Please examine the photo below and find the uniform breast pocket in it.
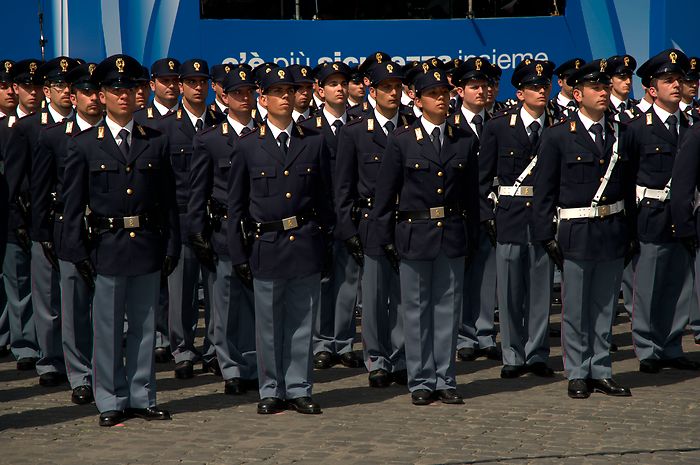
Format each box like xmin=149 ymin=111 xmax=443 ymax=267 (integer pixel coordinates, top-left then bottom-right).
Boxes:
xmin=136 ymin=158 xmax=161 ymax=194
xmin=296 ymin=163 xmax=318 ymax=190
xmin=405 ymin=158 xmax=429 ymax=178
xmin=498 ymin=147 xmax=518 ymax=174
xmin=642 ymin=143 xmax=673 ymax=172
xmin=89 ymin=159 xmax=119 ymax=193
xmin=564 ymin=152 xmax=595 ymax=183
xmin=170 ymin=147 xmax=192 ymax=172
xmin=217 ymin=157 xmax=232 ymax=174
xmin=362 ymin=153 xmax=382 ymax=180
xmin=251 ymin=166 xmax=276 ymax=197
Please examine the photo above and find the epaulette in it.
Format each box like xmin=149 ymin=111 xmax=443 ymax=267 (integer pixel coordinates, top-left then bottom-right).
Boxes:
xmin=239 ymin=126 xmax=259 ymax=139
xmin=549 ymin=117 xmax=568 ymax=128
xmin=72 ymin=126 xmax=94 ymax=138
xmin=44 ymin=120 xmax=63 ymax=131
xmin=394 ymin=124 xmax=412 ymax=137
xmin=489 ymin=109 xmax=511 ymax=121
xmin=345 ymin=116 xmax=363 ymax=127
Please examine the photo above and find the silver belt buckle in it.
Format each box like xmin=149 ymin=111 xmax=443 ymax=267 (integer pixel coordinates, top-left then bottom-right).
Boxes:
xmin=430 ymin=206 xmax=445 ymax=219
xmin=598 ymin=205 xmax=610 ymax=217
xmin=282 ymin=216 xmax=299 ymax=230
xmin=123 ymin=215 xmax=140 ymax=229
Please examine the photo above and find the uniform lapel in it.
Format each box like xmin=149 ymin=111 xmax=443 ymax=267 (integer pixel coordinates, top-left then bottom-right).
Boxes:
xmin=260 ymin=123 xmax=286 ymax=166
xmin=572 ymin=114 xmax=601 ymax=156
xmin=126 ymin=124 xmax=150 ymax=164
xmin=440 ymin=123 xmax=459 ymax=164
xmin=371 ymin=118 xmax=388 ymax=149
xmin=98 ymin=126 xmax=127 ymax=164
xmin=604 ymin=117 xmax=616 ymax=155
xmin=284 ymin=125 xmax=308 ymax=168
xmin=650 ymin=110 xmax=678 ymax=146
xmin=416 ymin=121 xmax=442 ymax=166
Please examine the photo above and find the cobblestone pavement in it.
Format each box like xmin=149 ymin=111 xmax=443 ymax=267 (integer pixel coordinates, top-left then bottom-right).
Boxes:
xmin=2 ymin=308 xmax=700 ymax=465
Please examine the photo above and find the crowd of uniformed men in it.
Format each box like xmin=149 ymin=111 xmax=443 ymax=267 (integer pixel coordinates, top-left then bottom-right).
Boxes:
xmin=1 ymin=46 xmax=700 ymax=427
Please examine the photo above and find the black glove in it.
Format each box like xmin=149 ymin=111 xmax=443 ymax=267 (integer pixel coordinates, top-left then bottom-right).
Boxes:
xmin=483 ymin=219 xmax=497 ymax=248
xmin=542 ymin=239 xmax=564 ymax=271
xmin=234 ymin=262 xmax=253 ymax=290
xmin=189 ymin=233 xmax=217 ymax=273
xmin=161 ymin=255 xmax=178 ymax=285
xmin=75 ymin=259 xmax=95 ymax=290
xmin=624 ymin=239 xmax=640 ymax=266
xmin=345 ymin=235 xmax=364 ymax=267
xmin=15 ymin=227 xmax=31 ymax=253
xmin=40 ymin=241 xmax=60 ymax=272
xmin=681 ymin=236 xmax=699 ymax=258
xmin=383 ymin=244 xmax=400 ymax=274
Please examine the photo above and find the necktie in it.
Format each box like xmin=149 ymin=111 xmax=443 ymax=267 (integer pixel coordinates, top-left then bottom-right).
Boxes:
xmin=590 ymin=123 xmax=605 ymax=154
xmin=472 ymin=114 xmax=483 ymax=138
xmin=384 ymin=120 xmax=395 ymax=135
xmin=297 ymin=114 xmax=305 ymax=124
xmin=667 ymin=114 xmax=678 ymax=142
xmin=528 ymin=121 xmax=541 ymax=147
xmin=195 ymin=119 xmax=203 ymax=132
xmin=431 ymin=127 xmax=441 ymax=156
xmin=240 ymin=126 xmax=252 ymax=136
xmin=277 ymin=132 xmax=289 ymax=155
xmin=118 ymin=128 xmax=130 ymax=157
xmin=332 ymin=119 xmax=343 ymax=135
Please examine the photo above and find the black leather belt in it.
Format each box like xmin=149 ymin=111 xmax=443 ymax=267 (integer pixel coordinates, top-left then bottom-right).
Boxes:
xmin=253 ymin=211 xmax=316 ymax=234
xmin=397 ymin=205 xmax=463 ymax=221
xmin=89 ymin=212 xmax=160 ymax=231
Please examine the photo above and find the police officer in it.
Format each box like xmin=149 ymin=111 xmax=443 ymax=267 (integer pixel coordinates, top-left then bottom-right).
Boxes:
xmin=548 ymin=58 xmax=584 ymax=121
xmin=210 ymin=63 xmax=232 ymax=116
xmin=252 ymin=62 xmax=280 ymax=124
xmin=680 ymin=57 xmax=699 ymax=118
xmin=534 ymin=59 xmax=634 ymax=399
xmin=6 ymin=56 xmax=79 ymax=386
xmin=446 ymin=58 xmax=462 ymax=115
xmin=347 ymin=65 xmax=365 ymax=108
xmin=335 ymin=60 xmax=412 ymax=388
xmin=300 ymin=61 xmax=363 ymax=369
xmin=448 ymin=57 xmax=500 ymax=362
xmin=31 ymin=62 xmax=102 ymax=403
xmin=480 ymin=59 xmax=557 ymax=378
xmin=1 ymin=59 xmax=42 ymax=370
xmin=226 ymin=66 xmax=334 ymax=415
xmin=402 ymin=62 xmax=423 ymax=119
xmin=62 ymin=54 xmax=179 ymax=426
xmin=607 ymin=55 xmax=637 ymax=119
xmin=158 ymin=59 xmax=223 ymax=379
xmin=625 ymin=49 xmax=699 ymax=373
xmin=347 ymin=51 xmax=392 ymax=119
xmin=189 ymin=66 xmax=258 ymax=395
xmin=288 ymin=64 xmax=314 ymax=123
xmin=135 ymin=66 xmax=150 ymax=109
xmin=134 ymin=57 xmax=181 ymax=127
xmin=372 ymin=67 xmax=479 ymax=405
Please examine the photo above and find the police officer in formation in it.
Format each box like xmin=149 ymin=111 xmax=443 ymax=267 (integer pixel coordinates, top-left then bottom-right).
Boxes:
xmin=5 ymin=49 xmax=700 ymax=425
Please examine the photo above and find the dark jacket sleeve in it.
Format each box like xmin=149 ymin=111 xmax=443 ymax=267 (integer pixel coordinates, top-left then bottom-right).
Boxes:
xmin=61 ymin=137 xmax=89 ymax=263
xmin=465 ymin=135 xmax=480 ymax=246
xmin=371 ymin=133 xmax=403 ymax=247
xmin=30 ymin=129 xmax=56 ymax=242
xmin=226 ymin=145 xmax=249 ymax=265
xmin=618 ymin=123 xmax=638 ymax=240
xmin=4 ymin=123 xmax=29 ymax=225
xmin=159 ymin=136 xmax=181 ymax=257
xmin=532 ymin=127 xmax=560 ymax=242
xmin=333 ymin=125 xmax=359 ymax=240
xmin=478 ymin=120 xmax=498 ymax=222
xmin=671 ymin=126 xmax=700 ymax=238
xmin=188 ymin=132 xmax=214 ymax=237
xmin=317 ymin=136 xmax=336 ymax=234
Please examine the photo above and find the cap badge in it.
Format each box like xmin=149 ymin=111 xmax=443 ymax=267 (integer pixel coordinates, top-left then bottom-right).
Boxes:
xmin=4 ymin=62 xmax=11 ymax=73
xmin=434 ymin=71 xmax=441 ymax=81
xmin=224 ymin=65 xmax=231 ymax=73
xmin=670 ymin=52 xmax=678 ymax=64
xmin=88 ymin=63 xmax=96 ymax=75
xmin=265 ymin=67 xmax=272 ymax=74
xmin=376 ymin=53 xmax=383 ymax=64
xmin=301 ymin=67 xmax=308 ymax=76
xmin=600 ymin=59 xmax=607 ymax=73
xmin=575 ymin=59 xmax=581 ymax=69
xmin=475 ymin=59 xmax=482 ymax=71
xmin=193 ymin=62 xmax=201 ymax=71
xmin=624 ymin=56 xmax=630 ymax=67
xmin=332 ymin=63 xmax=339 ymax=71
xmin=278 ymin=69 xmax=285 ymax=79
xmin=431 ymin=58 xmax=438 ymax=67
xmin=116 ymin=58 xmax=125 ymax=73
xmin=524 ymin=59 xmax=531 ymax=66
xmin=239 ymin=70 xmax=246 ymax=79
xmin=536 ymin=63 xmax=543 ymax=76
xmin=387 ymin=64 xmax=394 ymax=73
xmin=692 ymin=58 xmax=697 ymax=70
xmin=60 ymin=59 xmax=68 ymax=72
xmin=29 ymin=62 xmax=37 ymax=74
xmin=168 ymin=60 xmax=175 ymax=70
xmin=422 ymin=63 xmax=429 ymax=73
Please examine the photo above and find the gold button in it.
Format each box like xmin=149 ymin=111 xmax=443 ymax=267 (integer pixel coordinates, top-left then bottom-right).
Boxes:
xmin=100 ymin=164 xmax=106 ymax=169
xmin=129 ymin=232 xmax=136 ymax=238
xmin=374 ymin=156 xmax=379 ymax=161
xmin=181 ymin=148 xmax=185 ymax=152
xmin=255 ymin=234 xmax=260 ymax=239
xmin=599 ymin=177 xmax=604 ymax=182
xmin=646 ymin=200 xmax=651 ymax=205
xmin=261 ymin=171 xmax=265 ymax=176
xmin=510 ymin=151 xmax=514 ymax=155
xmin=125 ymin=166 xmax=131 ymax=173
xmin=526 ymin=201 xmax=531 ymax=207
xmin=364 ymin=213 xmax=369 ymax=218
xmin=599 ymin=159 xmax=605 ymax=165
xmin=307 ymin=168 xmax=311 ymax=173
xmin=414 ymin=163 xmax=420 ymax=168
xmin=436 ymin=221 xmax=443 ymax=227
xmin=126 ymin=188 xmax=133 ymax=195
xmin=458 ymin=163 xmax=463 ymax=168
xmin=437 ymin=171 xmax=444 ymax=177
xmin=58 ymin=215 xmax=63 ymax=220
xmin=408 ymin=219 xmax=412 ymax=223
xmin=284 ymin=170 xmax=289 ymax=176
xmin=576 ymin=156 xmax=582 ymax=161
xmin=289 ymin=235 xmax=295 ymax=241
xmin=437 ymin=188 xmax=443 ymax=194
xmin=148 ymin=163 xmax=152 ymax=168
xmin=601 ymin=196 xmax=607 ymax=201
xmin=656 ymin=147 xmax=660 ymax=152
xmin=285 ymin=192 xmax=292 ymax=199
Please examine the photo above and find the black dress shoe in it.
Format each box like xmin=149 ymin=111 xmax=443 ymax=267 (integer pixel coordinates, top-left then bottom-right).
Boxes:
xmin=567 ymin=379 xmax=590 ymax=399
xmin=16 ymin=357 xmax=37 ymax=371
xmin=500 ymin=365 xmax=527 ymax=379
xmin=527 ymin=362 xmax=554 ymax=377
xmin=663 ymin=357 xmax=700 ymax=370
xmin=411 ymin=389 xmax=434 ymax=406
xmin=549 ymin=327 xmax=561 ymax=338
xmin=478 ymin=346 xmax=502 ymax=361
xmin=257 ymin=397 xmax=286 ymax=414
xmin=313 ymin=351 xmax=335 ymax=369
xmin=99 ymin=410 xmax=125 ymax=427
xmin=174 ymin=360 xmax=194 ymax=379
xmin=243 ymin=378 xmax=260 ymax=390
xmin=288 ymin=396 xmax=322 ymax=414
xmin=224 ymin=377 xmax=246 ymax=395
xmin=589 ymin=378 xmax=631 ymax=397
xmin=125 ymin=407 xmax=171 ymax=420
xmin=368 ymin=369 xmax=391 ymax=388
xmin=639 ymin=358 xmax=662 ymax=374
xmin=0 ymin=345 xmax=9 ymax=357
xmin=202 ymin=358 xmax=222 ymax=376
xmin=71 ymin=385 xmax=94 ymax=405
xmin=435 ymin=389 xmax=464 ymax=404
xmin=391 ymin=369 xmax=408 ymax=386
xmin=154 ymin=346 xmax=171 ymax=364
xmin=457 ymin=347 xmax=477 ymax=361
xmin=339 ymin=351 xmax=363 ymax=368
xmin=39 ymin=372 xmax=68 ymax=387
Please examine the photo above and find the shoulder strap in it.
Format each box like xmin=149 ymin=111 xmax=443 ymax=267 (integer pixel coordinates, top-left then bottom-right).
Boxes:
xmin=590 ymin=122 xmax=620 ymax=208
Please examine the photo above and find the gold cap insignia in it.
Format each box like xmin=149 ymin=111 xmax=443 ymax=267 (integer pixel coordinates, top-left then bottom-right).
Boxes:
xmin=475 ymin=58 xmax=482 ymax=71
xmin=4 ymin=62 xmax=11 ymax=73
xmin=224 ymin=65 xmax=231 ymax=73
xmin=536 ymin=63 xmax=543 ymax=76
xmin=301 ymin=67 xmax=308 ymax=76
xmin=60 ymin=59 xmax=68 ymax=72
xmin=116 ymin=58 xmax=125 ymax=73
xmin=431 ymin=58 xmax=438 ymax=67
xmin=524 ymin=59 xmax=531 ymax=66
xmin=624 ymin=56 xmax=630 ymax=67
xmin=239 ymin=70 xmax=246 ymax=79
xmin=332 ymin=63 xmax=339 ymax=71
xmin=265 ymin=67 xmax=272 ymax=74
xmin=692 ymin=59 xmax=697 ymax=70
xmin=168 ymin=60 xmax=175 ymax=70
xmin=376 ymin=52 xmax=383 ymax=64
xmin=88 ymin=63 xmax=96 ymax=75
xmin=599 ymin=59 xmax=607 ymax=73
xmin=278 ymin=69 xmax=285 ymax=79
xmin=29 ymin=62 xmax=37 ymax=74
xmin=422 ymin=63 xmax=429 ymax=73
xmin=670 ymin=52 xmax=678 ymax=64
xmin=575 ymin=59 xmax=581 ymax=69
xmin=434 ymin=71 xmax=441 ymax=81
xmin=194 ymin=61 xmax=201 ymax=71
xmin=387 ymin=64 xmax=394 ymax=73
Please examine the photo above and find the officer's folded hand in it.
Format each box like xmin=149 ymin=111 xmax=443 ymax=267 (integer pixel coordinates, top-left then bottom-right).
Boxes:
xmin=15 ymin=227 xmax=31 ymax=253
xmin=161 ymin=255 xmax=178 ymax=285
xmin=681 ymin=236 xmax=699 ymax=258
xmin=189 ymin=232 xmax=217 ymax=273
xmin=483 ymin=219 xmax=497 ymax=248
xmin=383 ymin=244 xmax=400 ymax=274
xmin=75 ymin=258 xmax=95 ymax=290
xmin=40 ymin=241 xmax=60 ymax=272
xmin=542 ymin=239 xmax=564 ymax=271
xmin=234 ymin=262 xmax=253 ymax=289
xmin=345 ymin=235 xmax=364 ymax=267
xmin=624 ymin=239 xmax=640 ymax=266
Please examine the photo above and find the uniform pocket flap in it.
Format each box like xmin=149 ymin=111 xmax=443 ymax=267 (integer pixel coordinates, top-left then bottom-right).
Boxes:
xmin=89 ymin=160 xmax=119 ymax=172
xmin=252 ymin=166 xmax=276 ymax=179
